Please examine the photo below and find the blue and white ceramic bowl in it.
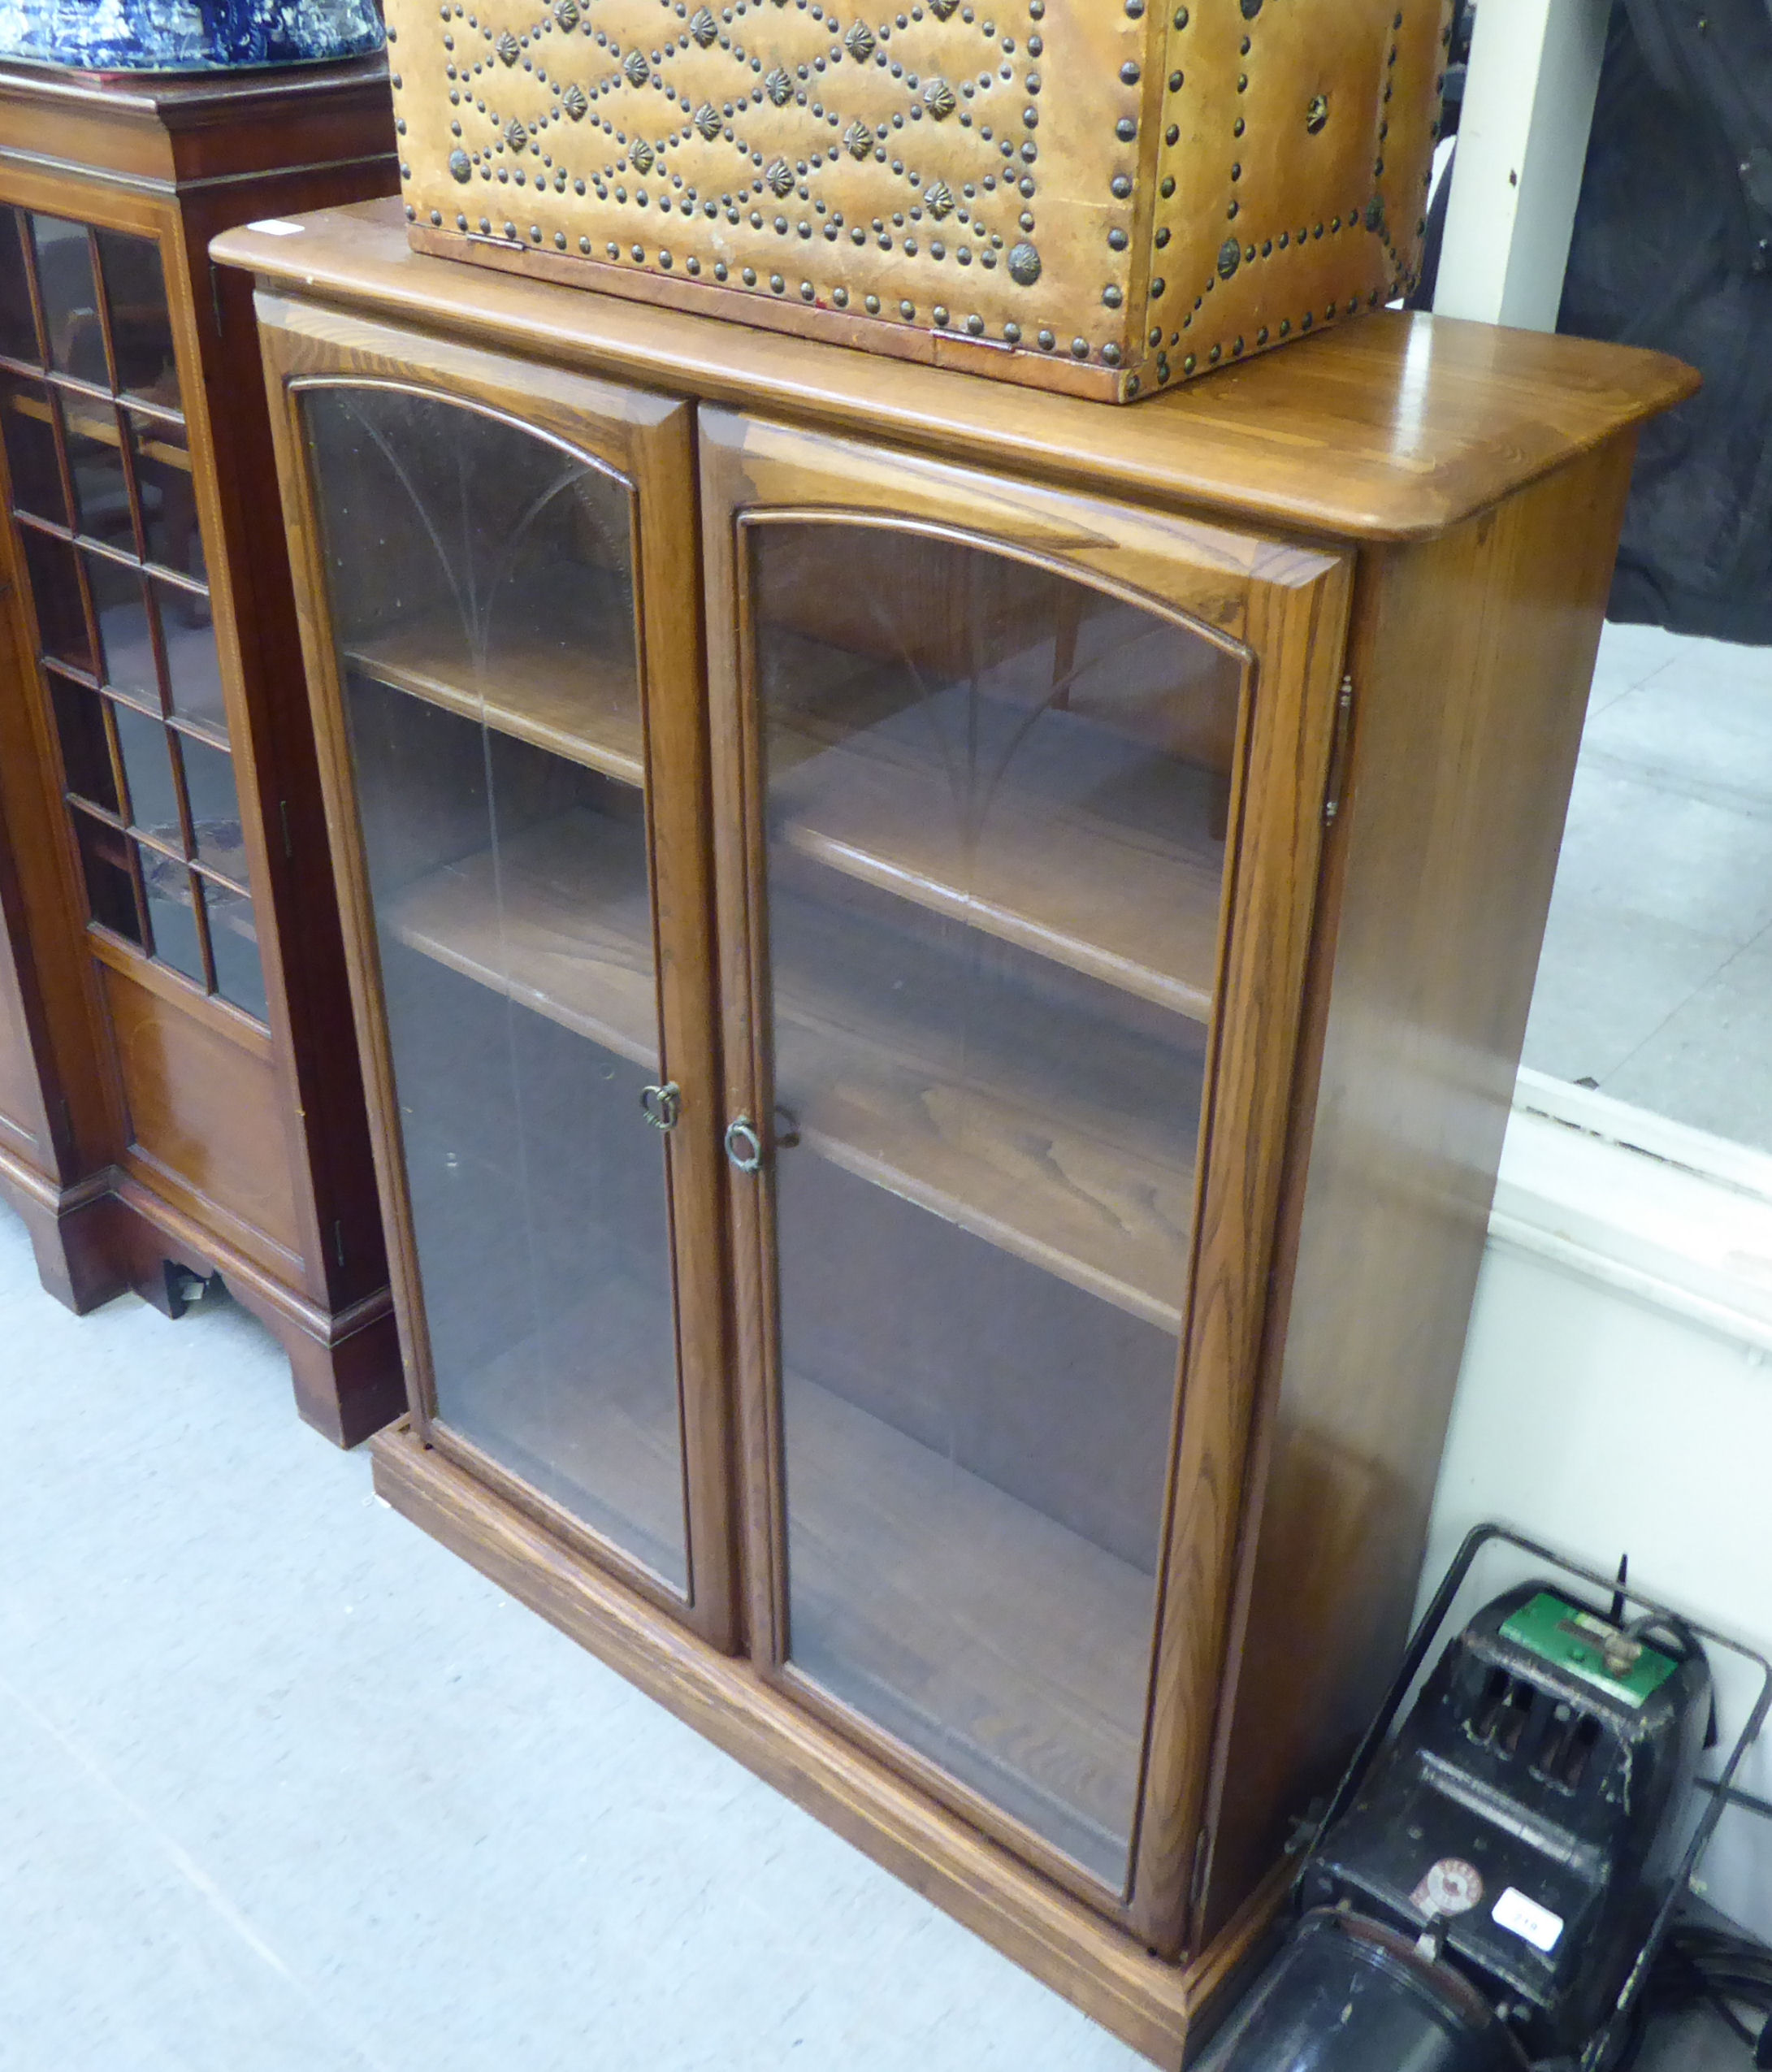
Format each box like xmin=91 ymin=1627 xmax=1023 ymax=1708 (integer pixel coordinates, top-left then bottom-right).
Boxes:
xmin=0 ymin=0 xmax=383 ymax=71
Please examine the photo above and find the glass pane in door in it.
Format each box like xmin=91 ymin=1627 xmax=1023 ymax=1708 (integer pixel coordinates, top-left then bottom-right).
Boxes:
xmin=0 ymin=210 xmax=40 ymax=365
xmin=94 ymin=229 xmax=180 ymax=409
xmin=0 ymin=373 xmax=67 ymax=525
xmin=752 ymin=521 xmax=1243 ymax=1888
xmin=29 ymin=215 xmax=106 ymax=384
xmin=2 ymin=207 xmax=258 ymax=1019
xmin=302 ymin=385 xmax=687 ymax=1592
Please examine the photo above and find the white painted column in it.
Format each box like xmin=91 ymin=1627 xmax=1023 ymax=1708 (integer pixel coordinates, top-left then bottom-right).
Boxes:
xmin=1434 ymin=0 xmax=1611 ymax=330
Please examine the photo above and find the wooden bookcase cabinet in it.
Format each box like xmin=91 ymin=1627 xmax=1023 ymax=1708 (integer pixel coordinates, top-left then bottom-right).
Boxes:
xmin=0 ymin=65 xmax=404 ymax=1443
xmin=226 ymin=199 xmax=1692 ymax=2061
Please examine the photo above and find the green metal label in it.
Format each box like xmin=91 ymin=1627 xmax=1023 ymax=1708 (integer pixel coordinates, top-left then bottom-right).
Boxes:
xmin=1498 ymin=1592 xmax=1679 ymax=1710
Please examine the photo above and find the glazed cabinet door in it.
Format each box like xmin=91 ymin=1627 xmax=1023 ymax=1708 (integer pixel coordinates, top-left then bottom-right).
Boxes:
xmin=702 ymin=410 xmax=1352 ymax=1943
xmin=0 ymin=201 xmax=271 ymax=1023
xmin=258 ymin=303 xmax=732 ymax=1641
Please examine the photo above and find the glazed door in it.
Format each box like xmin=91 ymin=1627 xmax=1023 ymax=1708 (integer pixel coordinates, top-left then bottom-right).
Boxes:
xmin=0 ymin=200 xmax=271 ymax=1023
xmin=261 ymin=306 xmax=732 ymax=1641
xmin=702 ymin=410 xmax=1351 ymax=1943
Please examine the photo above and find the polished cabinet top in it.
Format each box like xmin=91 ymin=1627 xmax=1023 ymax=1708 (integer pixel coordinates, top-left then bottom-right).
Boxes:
xmin=214 ymin=197 xmax=1698 ymax=544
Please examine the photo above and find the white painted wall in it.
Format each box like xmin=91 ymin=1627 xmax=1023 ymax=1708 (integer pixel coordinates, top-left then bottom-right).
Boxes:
xmin=1434 ymin=0 xmax=1610 ymax=329
xmin=1421 ymin=1085 xmax=1772 ymax=1941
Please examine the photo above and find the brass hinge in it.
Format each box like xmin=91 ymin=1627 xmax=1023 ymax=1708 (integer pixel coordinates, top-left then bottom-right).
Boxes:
xmin=1323 ymin=674 xmax=1355 ymax=826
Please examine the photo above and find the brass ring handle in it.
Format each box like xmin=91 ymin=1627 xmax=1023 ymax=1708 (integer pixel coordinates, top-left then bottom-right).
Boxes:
xmin=724 ymin=1115 xmax=763 ymax=1173
xmin=639 ymin=1081 xmax=681 ymax=1133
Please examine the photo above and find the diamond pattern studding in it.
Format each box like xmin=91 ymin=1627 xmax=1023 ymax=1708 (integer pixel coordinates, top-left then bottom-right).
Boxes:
xmin=396 ymin=0 xmax=1450 ymax=399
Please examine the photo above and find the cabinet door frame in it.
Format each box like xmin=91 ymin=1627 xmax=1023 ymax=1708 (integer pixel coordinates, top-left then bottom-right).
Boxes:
xmin=258 ymin=299 xmax=736 ymax=1649
xmin=700 ymin=406 xmax=1352 ymax=1945
xmin=0 ymin=170 xmax=309 ymax=1252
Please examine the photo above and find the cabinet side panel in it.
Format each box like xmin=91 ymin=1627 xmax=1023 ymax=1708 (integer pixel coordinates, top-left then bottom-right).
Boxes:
xmin=1198 ymin=436 xmax=1639 ymax=1940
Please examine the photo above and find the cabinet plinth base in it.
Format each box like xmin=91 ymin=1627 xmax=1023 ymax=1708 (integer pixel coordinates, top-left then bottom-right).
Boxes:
xmin=110 ymin=1185 xmax=404 ymax=1450
xmin=0 ymin=1148 xmax=128 ymax=1315
xmin=369 ymin=1416 xmax=1283 ymax=2068
xmin=0 ymin=1159 xmax=403 ymax=1449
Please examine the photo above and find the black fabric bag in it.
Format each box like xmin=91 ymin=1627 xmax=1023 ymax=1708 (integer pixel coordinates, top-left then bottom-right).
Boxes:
xmin=1558 ymin=0 xmax=1772 ymax=642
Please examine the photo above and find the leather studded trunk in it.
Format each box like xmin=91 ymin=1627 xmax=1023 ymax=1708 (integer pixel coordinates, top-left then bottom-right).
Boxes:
xmin=386 ymin=0 xmax=1452 ymax=401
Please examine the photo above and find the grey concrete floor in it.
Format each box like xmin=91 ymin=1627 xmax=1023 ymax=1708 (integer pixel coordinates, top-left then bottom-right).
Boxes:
xmin=1524 ymin=621 xmax=1772 ymax=1151
xmin=0 ymin=1200 xmax=1749 ymax=2070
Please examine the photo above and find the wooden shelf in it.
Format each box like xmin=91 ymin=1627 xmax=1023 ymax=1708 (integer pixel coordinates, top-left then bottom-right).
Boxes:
xmin=433 ymin=1274 xmax=689 ymax=1592
xmin=772 ymin=885 xmax=1197 ymax=1331
xmin=784 ymin=1370 xmax=1154 ymax=1883
xmin=769 ymin=673 xmax=1228 ymax=1022
xmin=387 ymin=808 xmax=661 ymax=1069
xmin=5 ymin=386 xmax=193 ymax=471
xmin=344 ymin=593 xmax=644 ymax=787
xmin=387 ymin=809 xmax=1198 ymax=1329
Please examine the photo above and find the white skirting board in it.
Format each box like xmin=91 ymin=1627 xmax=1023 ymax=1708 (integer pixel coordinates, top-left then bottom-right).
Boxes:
xmin=1421 ymin=1071 xmax=1772 ymax=1944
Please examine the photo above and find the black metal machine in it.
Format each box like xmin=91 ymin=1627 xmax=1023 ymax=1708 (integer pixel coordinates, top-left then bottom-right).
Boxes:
xmin=1197 ymin=1525 xmax=1772 ymax=2072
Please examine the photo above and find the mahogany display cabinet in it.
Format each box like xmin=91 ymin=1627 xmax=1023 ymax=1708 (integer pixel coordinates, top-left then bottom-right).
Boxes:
xmin=219 ymin=197 xmax=1693 ymax=2060
xmin=0 ymin=63 xmax=405 ymax=1443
